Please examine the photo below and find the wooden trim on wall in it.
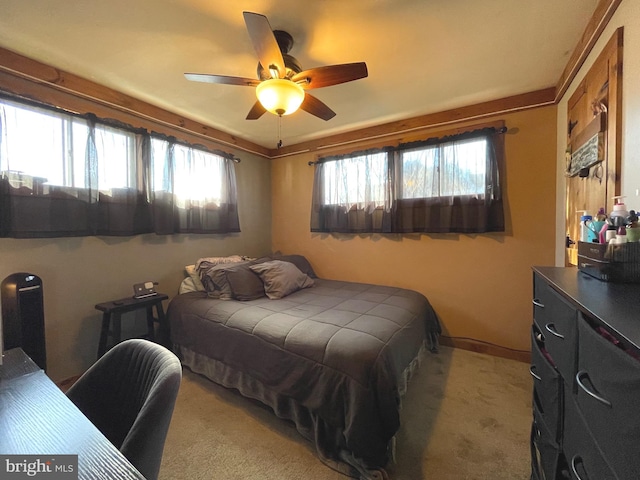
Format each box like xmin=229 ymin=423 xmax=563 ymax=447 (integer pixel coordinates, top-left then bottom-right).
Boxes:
xmin=268 ymin=88 xmax=555 ymax=158
xmin=555 ymin=0 xmax=623 ymax=102
xmin=310 ymin=119 xmax=507 ymax=160
xmin=0 ymin=45 xmax=554 ymax=160
xmin=0 ymin=47 xmax=271 ymax=158
xmin=439 ymin=336 xmax=531 ymax=363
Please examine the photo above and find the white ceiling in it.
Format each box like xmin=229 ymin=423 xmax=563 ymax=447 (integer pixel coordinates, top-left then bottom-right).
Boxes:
xmin=0 ymin=0 xmax=599 ymax=150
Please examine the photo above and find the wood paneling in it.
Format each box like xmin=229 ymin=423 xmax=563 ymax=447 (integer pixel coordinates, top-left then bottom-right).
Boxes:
xmin=565 ymin=28 xmax=623 ymax=265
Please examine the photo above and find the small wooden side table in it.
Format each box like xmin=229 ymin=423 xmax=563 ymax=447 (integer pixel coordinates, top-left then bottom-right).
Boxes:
xmin=95 ymin=293 xmax=169 ymax=359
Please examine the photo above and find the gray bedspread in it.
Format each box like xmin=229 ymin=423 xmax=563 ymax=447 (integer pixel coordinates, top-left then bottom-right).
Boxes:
xmin=167 ymin=278 xmax=440 ymax=479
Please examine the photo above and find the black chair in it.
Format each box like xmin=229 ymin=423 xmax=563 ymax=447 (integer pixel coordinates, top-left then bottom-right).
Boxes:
xmin=66 ymin=339 xmax=182 ymax=480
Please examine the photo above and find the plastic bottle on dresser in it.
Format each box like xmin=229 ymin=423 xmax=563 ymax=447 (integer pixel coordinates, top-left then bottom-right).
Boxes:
xmin=578 ymin=210 xmax=593 ymax=243
xmin=626 ymin=209 xmax=640 ymax=242
xmin=610 ymin=196 xmax=629 ymax=227
xmin=592 ymin=207 xmax=608 ymax=243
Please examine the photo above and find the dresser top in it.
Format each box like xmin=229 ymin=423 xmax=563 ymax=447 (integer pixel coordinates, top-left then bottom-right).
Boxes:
xmin=533 ymin=266 xmax=640 ymax=351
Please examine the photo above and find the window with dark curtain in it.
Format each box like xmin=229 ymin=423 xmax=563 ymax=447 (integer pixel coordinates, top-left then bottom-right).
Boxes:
xmin=148 ymin=135 xmax=240 ymax=234
xmin=0 ymin=97 xmax=240 ymax=238
xmin=310 ymin=148 xmax=394 ymax=233
xmin=310 ymin=126 xmax=505 ymax=234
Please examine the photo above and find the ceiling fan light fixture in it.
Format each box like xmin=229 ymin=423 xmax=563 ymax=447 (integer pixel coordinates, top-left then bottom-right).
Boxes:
xmin=256 ymin=78 xmax=305 ymax=116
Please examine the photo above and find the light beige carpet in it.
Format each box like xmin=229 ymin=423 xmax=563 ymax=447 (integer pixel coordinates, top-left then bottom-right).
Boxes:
xmin=159 ymin=346 xmax=532 ymax=480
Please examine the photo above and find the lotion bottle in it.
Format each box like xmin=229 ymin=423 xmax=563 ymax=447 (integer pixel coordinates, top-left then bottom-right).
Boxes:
xmin=610 ymin=196 xmax=629 ymax=227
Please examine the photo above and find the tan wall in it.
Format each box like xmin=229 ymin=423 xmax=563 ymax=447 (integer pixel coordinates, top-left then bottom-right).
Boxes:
xmin=0 ymin=152 xmax=272 ymax=381
xmin=272 ymin=106 xmax=557 ymax=353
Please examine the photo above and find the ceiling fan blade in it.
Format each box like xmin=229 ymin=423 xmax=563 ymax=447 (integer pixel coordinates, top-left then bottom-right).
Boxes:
xmin=184 ymin=73 xmax=260 ymax=87
xmin=291 ymin=62 xmax=368 ymax=89
xmin=246 ymin=101 xmax=267 ymax=120
xmin=243 ymin=12 xmax=285 ymax=78
xmin=300 ymin=93 xmax=336 ymax=121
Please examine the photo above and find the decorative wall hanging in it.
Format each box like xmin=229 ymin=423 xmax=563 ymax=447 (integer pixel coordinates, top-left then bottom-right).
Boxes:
xmin=566 ymin=113 xmax=606 ymax=177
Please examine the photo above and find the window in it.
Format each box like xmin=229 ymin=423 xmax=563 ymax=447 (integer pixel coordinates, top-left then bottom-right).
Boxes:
xmin=321 ymin=152 xmax=388 ymax=210
xmin=0 ymin=100 xmax=139 ymax=192
xmin=172 ymin=145 xmax=226 ymax=207
xmin=399 ymin=137 xmax=488 ymax=199
xmin=92 ymin=124 xmax=137 ymax=191
xmin=1 ymin=100 xmax=89 ymax=188
xmin=311 ymin=126 xmax=505 ymax=234
xmin=0 ymin=97 xmax=240 ymax=237
xmin=150 ymin=138 xmax=227 ymax=208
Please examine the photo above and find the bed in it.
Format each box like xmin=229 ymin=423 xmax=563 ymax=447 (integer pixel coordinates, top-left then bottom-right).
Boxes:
xmin=167 ymin=254 xmax=441 ymax=479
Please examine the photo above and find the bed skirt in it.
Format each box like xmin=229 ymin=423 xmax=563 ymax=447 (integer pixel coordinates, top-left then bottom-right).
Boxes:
xmin=175 ymin=342 xmax=432 ymax=479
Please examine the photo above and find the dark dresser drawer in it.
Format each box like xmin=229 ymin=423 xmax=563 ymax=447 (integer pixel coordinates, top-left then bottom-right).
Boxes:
xmin=533 ymin=275 xmax=578 ymax=385
xmin=563 ymin=395 xmax=618 ymax=480
xmin=531 ymin=404 xmax=560 ymax=480
xmin=530 ymin=325 xmax=562 ymax=442
xmin=575 ymin=313 xmax=640 ymax=479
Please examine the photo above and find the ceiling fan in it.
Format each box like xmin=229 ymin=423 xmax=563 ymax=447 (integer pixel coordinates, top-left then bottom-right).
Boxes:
xmin=184 ymin=11 xmax=368 ymax=121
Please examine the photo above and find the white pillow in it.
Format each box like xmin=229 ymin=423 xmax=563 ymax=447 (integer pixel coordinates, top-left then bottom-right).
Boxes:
xmin=184 ymin=265 xmax=206 ymax=292
xmin=179 ymin=277 xmax=198 ymax=294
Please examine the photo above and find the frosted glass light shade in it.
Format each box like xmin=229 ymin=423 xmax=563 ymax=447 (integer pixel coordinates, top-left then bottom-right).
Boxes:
xmin=256 ymin=79 xmax=305 ymax=116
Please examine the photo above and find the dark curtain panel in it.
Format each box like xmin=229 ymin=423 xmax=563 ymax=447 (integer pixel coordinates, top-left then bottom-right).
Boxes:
xmin=90 ymin=121 xmax=154 ymax=236
xmin=0 ymin=180 xmax=93 ymax=238
xmin=310 ymin=148 xmax=394 ymax=233
xmin=94 ymin=189 xmax=153 ymax=236
xmin=310 ymin=204 xmax=393 ymax=233
xmin=148 ymin=135 xmax=240 ymax=235
xmin=393 ymin=195 xmax=505 ymax=233
xmin=310 ymin=127 xmax=505 ymax=234
xmin=0 ymin=100 xmax=240 ymax=238
xmin=393 ymin=128 xmax=505 ymax=233
xmin=0 ymin=177 xmax=157 ymax=238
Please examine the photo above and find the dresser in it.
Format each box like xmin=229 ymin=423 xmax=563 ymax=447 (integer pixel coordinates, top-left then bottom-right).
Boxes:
xmin=530 ymin=267 xmax=640 ymax=480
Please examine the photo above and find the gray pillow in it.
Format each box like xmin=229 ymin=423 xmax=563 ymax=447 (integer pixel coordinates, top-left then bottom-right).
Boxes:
xmin=203 ymin=263 xmax=241 ymax=300
xmin=196 ymin=255 xmax=246 ymax=296
xmin=272 ymin=254 xmax=317 ymax=278
xmin=249 ymin=260 xmax=314 ymax=300
xmin=225 ymin=263 xmax=267 ymax=301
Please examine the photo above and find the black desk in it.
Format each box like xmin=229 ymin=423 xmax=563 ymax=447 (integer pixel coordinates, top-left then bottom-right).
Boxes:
xmin=95 ymin=293 xmax=169 ymax=359
xmin=0 ymin=348 xmax=144 ymax=479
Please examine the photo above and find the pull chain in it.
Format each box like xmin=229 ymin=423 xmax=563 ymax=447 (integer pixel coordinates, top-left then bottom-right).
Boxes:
xmin=277 ymin=115 xmax=283 ymax=149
